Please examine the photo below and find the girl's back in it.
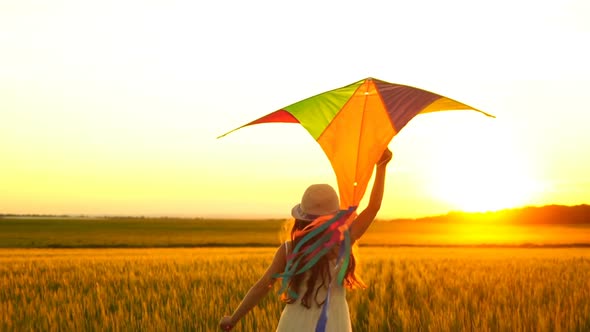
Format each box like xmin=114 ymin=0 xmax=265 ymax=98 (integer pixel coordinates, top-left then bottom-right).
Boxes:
xmin=276 ymin=243 xmax=352 ymax=332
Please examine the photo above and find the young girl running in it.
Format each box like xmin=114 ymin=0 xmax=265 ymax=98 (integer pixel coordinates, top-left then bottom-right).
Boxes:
xmin=220 ymin=148 xmax=392 ymax=331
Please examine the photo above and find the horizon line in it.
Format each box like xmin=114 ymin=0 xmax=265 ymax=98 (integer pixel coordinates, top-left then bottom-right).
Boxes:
xmin=1 ymin=203 xmax=588 ymax=221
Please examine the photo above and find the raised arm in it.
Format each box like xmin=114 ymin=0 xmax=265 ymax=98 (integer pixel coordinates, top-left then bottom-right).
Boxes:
xmin=349 ymin=148 xmax=392 ymax=243
xmin=219 ymin=243 xmax=287 ymax=331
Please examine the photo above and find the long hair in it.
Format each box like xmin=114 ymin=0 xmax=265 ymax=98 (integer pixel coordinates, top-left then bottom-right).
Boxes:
xmin=281 ymin=218 xmax=366 ymax=308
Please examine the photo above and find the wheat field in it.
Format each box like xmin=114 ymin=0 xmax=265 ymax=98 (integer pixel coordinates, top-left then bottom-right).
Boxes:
xmin=1 ymin=247 xmax=589 ymax=331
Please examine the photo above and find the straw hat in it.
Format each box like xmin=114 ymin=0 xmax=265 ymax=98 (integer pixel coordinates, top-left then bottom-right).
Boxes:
xmin=291 ymin=184 xmax=340 ymax=221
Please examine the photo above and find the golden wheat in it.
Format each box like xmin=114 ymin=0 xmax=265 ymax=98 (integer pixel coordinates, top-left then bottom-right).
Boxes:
xmin=0 ymin=248 xmax=589 ymax=331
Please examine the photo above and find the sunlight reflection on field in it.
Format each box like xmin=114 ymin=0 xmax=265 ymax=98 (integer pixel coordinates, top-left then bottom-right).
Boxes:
xmin=363 ymin=221 xmax=590 ymax=246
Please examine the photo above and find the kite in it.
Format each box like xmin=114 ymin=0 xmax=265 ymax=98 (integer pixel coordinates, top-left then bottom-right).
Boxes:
xmin=219 ymin=77 xmax=494 ymax=331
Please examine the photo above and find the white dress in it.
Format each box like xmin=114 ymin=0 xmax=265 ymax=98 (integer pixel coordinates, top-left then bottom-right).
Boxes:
xmin=276 ymin=242 xmax=352 ymax=332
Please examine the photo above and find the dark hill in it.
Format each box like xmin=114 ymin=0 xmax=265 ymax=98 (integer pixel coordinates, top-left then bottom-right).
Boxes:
xmin=406 ymin=204 xmax=590 ymax=224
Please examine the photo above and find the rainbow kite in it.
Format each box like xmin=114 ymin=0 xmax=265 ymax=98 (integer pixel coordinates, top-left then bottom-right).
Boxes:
xmin=220 ymin=77 xmax=493 ymax=208
xmin=220 ymin=77 xmax=494 ymax=331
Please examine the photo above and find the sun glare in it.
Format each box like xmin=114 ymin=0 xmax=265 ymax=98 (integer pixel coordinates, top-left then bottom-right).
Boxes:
xmin=424 ymin=118 xmax=542 ymax=213
xmin=431 ymin=167 xmax=539 ymax=212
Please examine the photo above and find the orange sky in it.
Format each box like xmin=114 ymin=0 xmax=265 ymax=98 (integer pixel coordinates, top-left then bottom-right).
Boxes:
xmin=1 ymin=0 xmax=589 ymax=219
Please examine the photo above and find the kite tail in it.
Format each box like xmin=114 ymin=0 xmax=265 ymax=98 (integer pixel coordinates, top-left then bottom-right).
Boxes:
xmin=274 ymin=206 xmax=357 ymax=332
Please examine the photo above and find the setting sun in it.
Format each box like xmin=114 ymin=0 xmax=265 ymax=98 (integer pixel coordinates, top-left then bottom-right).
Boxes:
xmin=423 ymin=116 xmax=542 ymax=213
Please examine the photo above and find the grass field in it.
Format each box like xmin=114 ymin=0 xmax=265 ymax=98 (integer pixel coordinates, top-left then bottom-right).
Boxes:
xmin=2 ymin=217 xmax=590 ymax=247
xmin=0 ymin=218 xmax=282 ymax=247
xmin=1 ymin=247 xmax=589 ymax=331
xmin=1 ymin=217 xmax=589 ymax=331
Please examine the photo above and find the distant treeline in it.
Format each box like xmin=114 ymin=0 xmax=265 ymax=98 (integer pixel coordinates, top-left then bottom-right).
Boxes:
xmin=0 ymin=214 xmax=206 ymax=220
xmin=0 ymin=213 xmax=77 ymax=218
xmin=2 ymin=204 xmax=589 ymax=224
xmin=399 ymin=204 xmax=590 ymax=224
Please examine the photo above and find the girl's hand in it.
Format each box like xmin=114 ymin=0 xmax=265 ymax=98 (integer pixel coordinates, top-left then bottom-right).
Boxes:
xmin=377 ymin=148 xmax=393 ymax=167
xmin=219 ymin=316 xmax=235 ymax=331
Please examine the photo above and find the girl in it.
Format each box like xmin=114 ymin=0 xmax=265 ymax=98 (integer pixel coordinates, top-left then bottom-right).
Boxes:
xmin=220 ymin=148 xmax=392 ymax=331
